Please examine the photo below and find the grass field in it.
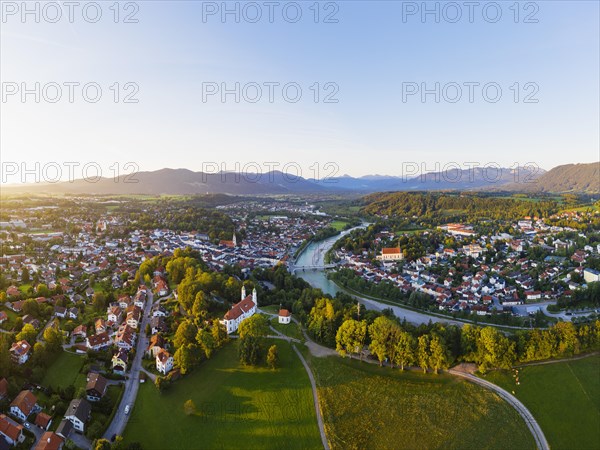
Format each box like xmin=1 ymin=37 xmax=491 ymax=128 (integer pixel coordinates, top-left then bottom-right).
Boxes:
xmin=481 ymin=356 xmax=600 ymax=450
xmin=42 ymin=351 xmax=87 ymax=391
xmin=270 ymin=318 xmax=303 ymax=341
xmin=330 ymin=220 xmax=349 ymax=231
xmin=123 ymin=340 xmax=321 ymax=450
xmin=306 ymin=353 xmax=536 ymax=450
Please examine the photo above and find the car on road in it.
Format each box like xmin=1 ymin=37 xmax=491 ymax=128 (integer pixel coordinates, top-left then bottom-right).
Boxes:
xmin=24 ymin=423 xmax=30 ymax=429
xmin=111 ymin=434 xmax=117 ymax=442
xmin=124 ymin=404 xmax=130 ymax=415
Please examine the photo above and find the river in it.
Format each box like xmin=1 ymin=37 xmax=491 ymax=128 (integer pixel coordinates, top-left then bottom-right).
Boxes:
xmin=294 ymin=225 xmax=465 ymax=326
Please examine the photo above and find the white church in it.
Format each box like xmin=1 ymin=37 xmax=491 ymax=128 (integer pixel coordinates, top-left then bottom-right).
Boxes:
xmin=220 ymin=286 xmax=257 ymax=334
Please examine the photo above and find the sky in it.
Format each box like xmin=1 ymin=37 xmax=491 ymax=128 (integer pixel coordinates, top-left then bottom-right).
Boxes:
xmin=1 ymin=0 xmax=599 ymax=183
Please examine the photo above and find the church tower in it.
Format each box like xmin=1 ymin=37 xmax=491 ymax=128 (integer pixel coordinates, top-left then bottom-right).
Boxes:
xmin=232 ymin=232 xmax=237 ymax=247
xmin=252 ymin=287 xmax=257 ymax=304
xmin=241 ymin=285 xmax=247 ymax=300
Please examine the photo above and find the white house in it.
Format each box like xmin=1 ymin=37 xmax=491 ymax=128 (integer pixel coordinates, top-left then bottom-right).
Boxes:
xmin=156 ymin=349 xmax=173 ymax=375
xmin=278 ymin=309 xmax=291 ymax=325
xmin=64 ymin=399 xmax=91 ymax=433
xmin=220 ymin=287 xmax=257 ymax=334
xmin=583 ymin=268 xmax=600 ymax=283
xmin=0 ymin=414 xmax=24 ymax=446
xmin=9 ymin=390 xmax=38 ymax=421
xmin=10 ymin=341 xmax=31 ymax=365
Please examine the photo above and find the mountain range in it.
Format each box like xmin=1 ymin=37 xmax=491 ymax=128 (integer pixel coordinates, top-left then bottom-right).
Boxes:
xmin=2 ymin=162 xmax=598 ymax=195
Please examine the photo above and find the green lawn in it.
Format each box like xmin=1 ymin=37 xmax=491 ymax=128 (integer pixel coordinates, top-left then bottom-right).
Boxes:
xmin=123 ymin=340 xmax=321 ymax=450
xmin=330 ymin=220 xmax=349 ymax=231
xmin=481 ymin=356 xmax=600 ymax=450
xmin=42 ymin=351 xmax=87 ymax=391
xmin=0 ymin=307 xmax=18 ymax=330
xmin=270 ymin=318 xmax=303 ymax=341
xmin=307 ymin=354 xmax=536 ymax=450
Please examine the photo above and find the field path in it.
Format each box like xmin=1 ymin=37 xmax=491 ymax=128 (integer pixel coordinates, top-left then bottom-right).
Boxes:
xmin=449 ymin=369 xmax=550 ymax=450
xmin=514 ymin=351 xmax=599 ymax=368
xmin=292 ymin=343 xmax=330 ymax=450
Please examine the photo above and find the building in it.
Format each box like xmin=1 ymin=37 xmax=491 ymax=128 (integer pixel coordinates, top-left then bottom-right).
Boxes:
xmin=9 ymin=341 xmax=31 ymax=365
xmin=64 ymin=399 xmax=91 ymax=433
xmin=278 ymin=309 xmax=291 ymax=324
xmin=111 ymin=349 xmax=129 ymax=375
xmin=0 ymin=414 xmax=24 ymax=446
xmin=86 ymin=332 xmax=111 ymax=351
xmin=376 ymin=247 xmax=404 ymax=262
xmin=55 ymin=419 xmax=73 ymax=440
xmin=33 ymin=432 xmax=64 ymax=450
xmin=9 ymin=390 xmax=37 ymax=421
xmin=85 ymin=373 xmax=107 ymax=402
xmin=220 ymin=288 xmax=257 ymax=334
xmin=583 ymin=268 xmax=600 ymax=283
xmin=34 ymin=413 xmax=52 ymax=430
xmin=156 ymin=349 xmax=173 ymax=375
xmin=0 ymin=379 xmax=8 ymax=400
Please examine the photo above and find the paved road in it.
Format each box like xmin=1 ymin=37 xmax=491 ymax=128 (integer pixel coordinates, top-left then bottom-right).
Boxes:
xmin=448 ymin=369 xmax=550 ymax=450
xmin=103 ymin=289 xmax=155 ymax=440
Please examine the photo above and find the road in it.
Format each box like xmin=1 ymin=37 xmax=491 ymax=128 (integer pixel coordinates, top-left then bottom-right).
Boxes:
xmin=448 ymin=369 xmax=550 ymax=450
xmin=103 ymin=289 xmax=155 ymax=440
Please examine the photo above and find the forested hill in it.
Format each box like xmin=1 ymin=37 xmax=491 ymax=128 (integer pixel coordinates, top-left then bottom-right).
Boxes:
xmin=499 ymin=162 xmax=600 ymax=194
xmin=360 ymin=192 xmax=559 ymax=220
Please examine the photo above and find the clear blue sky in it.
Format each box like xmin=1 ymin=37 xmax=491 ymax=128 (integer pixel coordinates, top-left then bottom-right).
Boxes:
xmin=1 ymin=1 xmax=598 ymax=182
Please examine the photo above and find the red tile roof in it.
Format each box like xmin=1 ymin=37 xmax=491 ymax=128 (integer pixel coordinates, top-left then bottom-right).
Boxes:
xmin=224 ymin=295 xmax=256 ymax=321
xmin=10 ymin=390 xmax=37 ymax=416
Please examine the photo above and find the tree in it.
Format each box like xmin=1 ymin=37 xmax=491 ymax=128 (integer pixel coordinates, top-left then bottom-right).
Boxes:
xmin=475 ymin=327 xmax=516 ymax=373
xmin=191 ymin=291 xmax=208 ymax=320
xmin=196 ymin=328 xmax=216 ymax=359
xmin=16 ymin=323 xmax=37 ymax=343
xmin=43 ymin=326 xmax=64 ymax=352
xmin=174 ymin=343 xmax=199 ymax=375
xmin=211 ymin=319 xmax=228 ymax=348
xmin=368 ymin=316 xmax=395 ymax=366
xmin=238 ymin=335 xmax=262 ymax=365
xmin=267 ymin=344 xmax=279 ymax=369
xmin=417 ymin=335 xmax=431 ymax=373
xmin=22 ymin=299 xmax=40 ymax=318
xmin=22 ymin=267 xmax=30 ymax=283
xmin=393 ymin=330 xmax=416 ymax=370
xmin=429 ymin=335 xmax=449 ymax=374
xmin=238 ymin=315 xmax=269 ymax=340
xmin=335 ymin=319 xmax=367 ymax=359
xmin=86 ymin=421 xmax=104 ymax=440
xmin=92 ymin=293 xmax=107 ymax=312
xmin=173 ymin=321 xmax=198 ymax=349
xmin=183 ymin=399 xmax=197 ymax=416
xmin=93 ymin=439 xmax=112 ymax=450
xmin=155 ymin=376 xmax=170 ymax=392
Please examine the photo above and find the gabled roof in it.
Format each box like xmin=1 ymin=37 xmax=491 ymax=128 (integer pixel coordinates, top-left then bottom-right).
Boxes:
xmin=10 ymin=390 xmax=37 ymax=415
xmin=65 ymin=399 xmax=91 ymax=422
xmin=34 ymin=432 xmax=64 ymax=450
xmin=0 ymin=414 xmax=23 ymax=442
xmin=85 ymin=373 xmax=107 ymax=395
xmin=224 ymin=295 xmax=256 ymax=321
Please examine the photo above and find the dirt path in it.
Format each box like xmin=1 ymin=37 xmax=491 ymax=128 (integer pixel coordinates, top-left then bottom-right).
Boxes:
xmin=515 ymin=351 xmax=599 ymax=368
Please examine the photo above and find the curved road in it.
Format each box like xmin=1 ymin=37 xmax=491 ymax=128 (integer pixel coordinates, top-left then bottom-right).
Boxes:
xmin=448 ymin=369 xmax=550 ymax=450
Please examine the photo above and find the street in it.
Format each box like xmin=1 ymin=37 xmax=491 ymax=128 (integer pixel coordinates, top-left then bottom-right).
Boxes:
xmin=102 ymin=289 xmax=156 ymax=440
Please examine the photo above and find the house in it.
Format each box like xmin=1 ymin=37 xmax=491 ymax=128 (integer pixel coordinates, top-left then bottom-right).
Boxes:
xmin=67 ymin=308 xmax=78 ymax=320
xmin=55 ymin=419 xmax=73 ymax=440
xmin=156 ymin=349 xmax=173 ymax=375
xmin=376 ymin=247 xmax=404 ymax=261
xmin=54 ymin=306 xmax=67 ymax=318
xmin=85 ymin=373 xmax=108 ymax=402
xmin=34 ymin=412 xmax=52 ymax=430
xmin=22 ymin=315 xmax=40 ymax=329
xmin=64 ymin=399 xmax=91 ymax=433
xmin=151 ymin=305 xmax=167 ymax=317
xmin=6 ymin=286 xmax=20 ymax=297
xmin=0 ymin=379 xmax=7 ymax=399
xmin=150 ymin=316 xmax=168 ymax=334
xmin=525 ymin=291 xmax=542 ymax=301
xmin=33 ymin=432 xmax=64 ymax=450
xmin=220 ymin=287 xmax=257 ymax=334
xmin=10 ymin=341 xmax=31 ymax=365
xmin=72 ymin=325 xmax=87 ymax=338
xmin=0 ymin=414 xmax=24 ymax=446
xmin=94 ymin=318 xmax=106 ymax=334
xmin=114 ymin=325 xmax=136 ymax=350
xmin=86 ymin=332 xmax=111 ymax=351
xmin=278 ymin=309 xmax=291 ymax=324
xmin=146 ymin=334 xmax=165 ymax=357
xmin=583 ymin=268 xmax=600 ymax=283
xmin=126 ymin=306 xmax=142 ymax=329
xmin=0 ymin=312 xmax=8 ymax=325
xmin=112 ymin=348 xmax=128 ymax=374
xmin=9 ymin=390 xmax=37 ymax=421
xmin=107 ymin=306 xmax=122 ymax=324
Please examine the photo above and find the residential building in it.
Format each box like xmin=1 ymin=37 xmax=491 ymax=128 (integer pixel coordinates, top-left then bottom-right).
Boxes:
xmin=9 ymin=341 xmax=31 ymax=365
xmin=156 ymin=349 xmax=173 ymax=375
xmin=278 ymin=309 xmax=291 ymax=324
xmin=64 ymin=399 xmax=91 ymax=433
xmin=85 ymin=373 xmax=107 ymax=402
xmin=9 ymin=390 xmax=37 ymax=421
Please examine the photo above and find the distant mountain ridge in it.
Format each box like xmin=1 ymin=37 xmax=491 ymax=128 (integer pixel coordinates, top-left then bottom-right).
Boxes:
xmin=2 ymin=162 xmax=597 ymax=195
xmin=496 ymin=162 xmax=599 ymax=194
